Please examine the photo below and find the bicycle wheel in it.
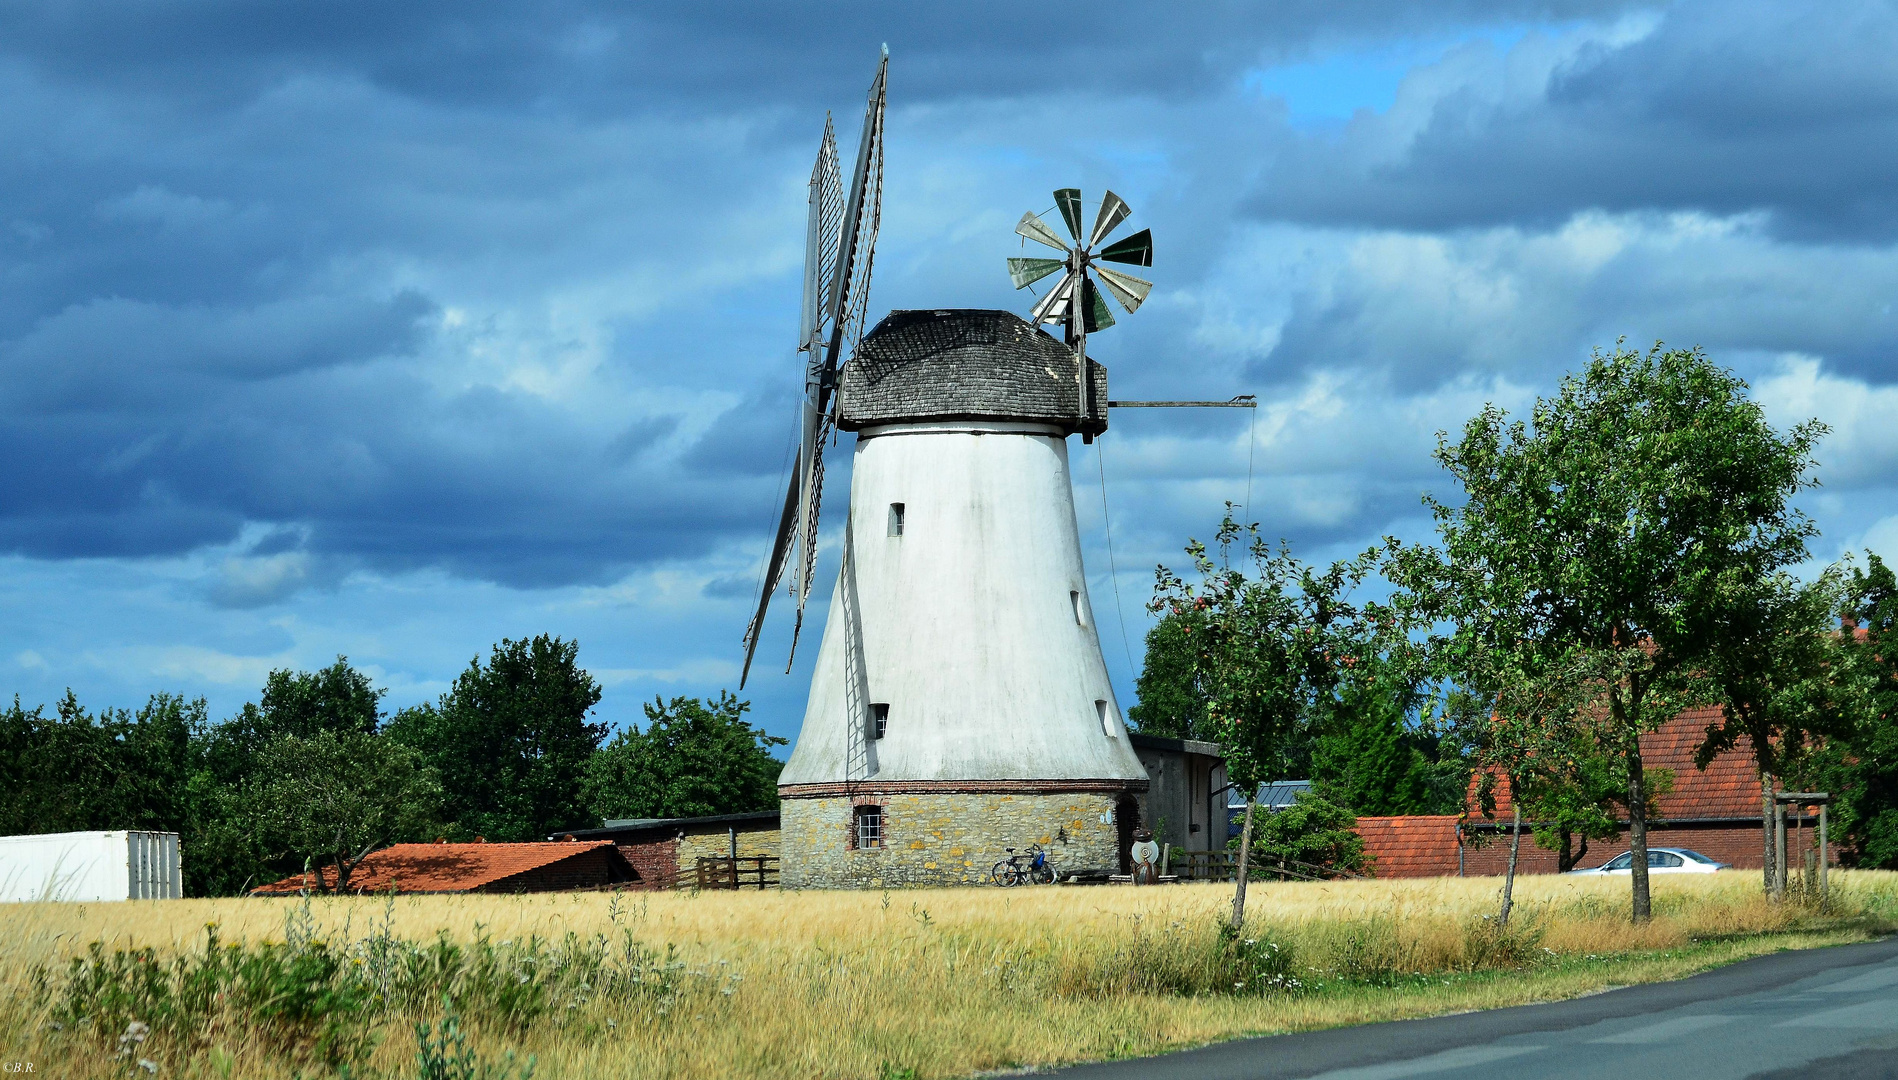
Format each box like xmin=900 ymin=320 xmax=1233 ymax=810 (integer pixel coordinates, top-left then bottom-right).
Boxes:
xmin=1031 ymin=865 xmax=1056 ymax=885
xmin=991 ymin=861 xmax=1019 ymax=887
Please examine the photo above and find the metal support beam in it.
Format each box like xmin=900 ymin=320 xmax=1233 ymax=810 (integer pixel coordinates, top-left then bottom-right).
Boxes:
xmin=1108 ymin=397 xmax=1257 ymax=408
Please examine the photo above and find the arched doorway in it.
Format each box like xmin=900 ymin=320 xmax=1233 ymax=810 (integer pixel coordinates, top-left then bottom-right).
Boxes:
xmin=1116 ymin=796 xmax=1139 ymax=875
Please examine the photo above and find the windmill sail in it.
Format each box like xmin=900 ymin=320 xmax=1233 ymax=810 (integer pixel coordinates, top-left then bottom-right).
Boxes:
xmin=742 ymin=48 xmax=889 ymax=688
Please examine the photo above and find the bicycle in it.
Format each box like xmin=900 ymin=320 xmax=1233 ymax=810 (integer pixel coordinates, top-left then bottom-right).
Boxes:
xmin=990 ymin=844 xmax=1055 ymax=887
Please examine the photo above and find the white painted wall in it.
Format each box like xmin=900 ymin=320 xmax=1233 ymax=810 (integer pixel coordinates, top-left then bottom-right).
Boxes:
xmin=780 ymin=421 xmax=1149 ymax=785
xmin=0 ymin=830 xmax=182 ymax=902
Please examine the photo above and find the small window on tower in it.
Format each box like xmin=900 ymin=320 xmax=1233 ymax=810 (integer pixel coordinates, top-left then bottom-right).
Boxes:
xmin=853 ymin=804 xmax=884 ymax=849
xmin=1097 ymin=699 xmax=1116 ymax=737
xmin=888 ymin=503 xmax=905 ymax=536
xmin=1071 ymin=590 xmax=1086 ymax=626
xmin=872 ymin=703 xmax=889 ymax=739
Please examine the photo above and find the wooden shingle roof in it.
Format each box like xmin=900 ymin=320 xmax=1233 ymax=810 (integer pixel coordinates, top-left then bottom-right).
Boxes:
xmin=838 ymin=309 xmax=1108 ymax=436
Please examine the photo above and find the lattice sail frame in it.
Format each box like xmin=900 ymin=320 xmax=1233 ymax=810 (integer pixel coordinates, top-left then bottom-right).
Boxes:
xmin=742 ymin=49 xmax=889 ymax=688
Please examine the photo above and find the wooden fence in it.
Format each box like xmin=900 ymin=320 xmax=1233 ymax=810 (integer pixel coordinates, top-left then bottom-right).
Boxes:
xmin=695 ymin=855 xmax=779 ymax=890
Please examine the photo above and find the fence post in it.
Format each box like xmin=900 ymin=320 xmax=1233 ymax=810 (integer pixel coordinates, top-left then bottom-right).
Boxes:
xmin=1819 ymin=803 xmax=1828 ymax=900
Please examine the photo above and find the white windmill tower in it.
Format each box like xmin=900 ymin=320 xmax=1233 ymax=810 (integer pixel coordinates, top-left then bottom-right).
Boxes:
xmin=743 ymin=73 xmax=1168 ymax=882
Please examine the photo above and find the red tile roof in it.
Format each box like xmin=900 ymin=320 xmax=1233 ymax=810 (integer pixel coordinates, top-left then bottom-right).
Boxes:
xmin=1471 ymin=707 xmax=1763 ymax=821
xmin=1356 ymin=815 xmax=1462 ymax=878
xmin=251 ymin=841 xmax=622 ymax=895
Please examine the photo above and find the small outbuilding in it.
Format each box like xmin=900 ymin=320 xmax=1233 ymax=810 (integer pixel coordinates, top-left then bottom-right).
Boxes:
xmin=1128 ymin=734 xmax=1228 ymax=861
xmin=251 ymin=840 xmax=635 ymax=895
xmin=555 ymin=810 xmax=782 ymax=889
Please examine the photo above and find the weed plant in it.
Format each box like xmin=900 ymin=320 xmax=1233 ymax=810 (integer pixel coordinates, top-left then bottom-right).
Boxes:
xmin=5 ymin=872 xmax=1896 ymax=1078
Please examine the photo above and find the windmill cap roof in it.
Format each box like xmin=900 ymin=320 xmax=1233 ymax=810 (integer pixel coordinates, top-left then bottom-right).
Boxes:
xmin=839 ymin=309 xmax=1107 ymax=435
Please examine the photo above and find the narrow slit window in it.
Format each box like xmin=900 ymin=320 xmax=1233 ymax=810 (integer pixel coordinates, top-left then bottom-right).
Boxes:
xmin=1097 ymin=699 xmax=1116 ymax=737
xmin=1071 ymin=590 xmax=1086 ymax=626
xmin=888 ymin=503 xmax=905 ymax=536
xmin=872 ymin=703 xmax=889 ymax=739
xmin=853 ymin=804 xmax=884 ymax=849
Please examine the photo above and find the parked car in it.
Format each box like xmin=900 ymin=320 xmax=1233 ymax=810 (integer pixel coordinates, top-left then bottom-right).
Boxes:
xmin=1565 ymin=847 xmax=1730 ymax=874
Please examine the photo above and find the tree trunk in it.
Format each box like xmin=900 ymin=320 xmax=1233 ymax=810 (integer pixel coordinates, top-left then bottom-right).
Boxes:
xmin=1761 ymin=773 xmax=1778 ymax=898
xmin=1231 ymin=798 xmax=1257 ymax=930
xmin=1556 ymin=826 xmax=1587 ymax=875
xmin=1628 ymin=746 xmax=1651 ymax=923
xmin=1500 ymin=801 xmax=1522 ymax=928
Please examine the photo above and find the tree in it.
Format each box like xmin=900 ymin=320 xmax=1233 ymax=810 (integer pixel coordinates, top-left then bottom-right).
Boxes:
xmin=1148 ymin=509 xmax=1384 ymax=925
xmin=584 ymin=693 xmax=786 ymax=820
xmin=386 ymin=635 xmax=606 ymax=841
xmin=1147 ymin=511 xmax=1382 ymax=790
xmin=0 ymin=691 xmax=198 ymax=837
xmin=1243 ymin=792 xmax=1368 ymax=878
xmin=184 ymin=657 xmax=388 ymax=894
xmin=199 ymin=656 xmax=384 ymax=787
xmin=1802 ymin=553 xmax=1898 ymax=869
xmin=1698 ymin=568 xmax=1857 ymax=893
xmin=1516 ymin=742 xmax=1632 ymax=874
xmin=1127 ymin=613 xmax=1207 ymax=739
xmin=1392 ymin=343 xmax=1824 ymax=922
xmin=1311 ymin=661 xmax=1434 ymax=816
xmin=249 ymin=731 xmax=443 ymax=892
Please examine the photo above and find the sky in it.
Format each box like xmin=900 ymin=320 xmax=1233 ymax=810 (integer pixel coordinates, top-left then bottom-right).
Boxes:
xmin=5 ymin=1 xmax=1898 ymax=746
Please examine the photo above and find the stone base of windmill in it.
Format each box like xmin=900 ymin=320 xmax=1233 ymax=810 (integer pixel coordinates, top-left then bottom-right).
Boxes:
xmin=778 ymin=787 xmax=1144 ymax=889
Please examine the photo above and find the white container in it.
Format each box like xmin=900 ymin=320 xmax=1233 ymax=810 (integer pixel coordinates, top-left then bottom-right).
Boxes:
xmin=0 ymin=830 xmax=183 ymax=902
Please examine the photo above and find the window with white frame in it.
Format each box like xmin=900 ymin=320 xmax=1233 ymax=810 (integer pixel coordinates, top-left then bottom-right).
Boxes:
xmin=852 ymin=804 xmax=884 ymax=849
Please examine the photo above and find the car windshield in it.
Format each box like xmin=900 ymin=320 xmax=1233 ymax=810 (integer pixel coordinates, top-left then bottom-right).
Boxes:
xmin=1603 ymin=853 xmax=1633 ymax=870
xmin=1677 ymin=849 xmax=1717 ymax=864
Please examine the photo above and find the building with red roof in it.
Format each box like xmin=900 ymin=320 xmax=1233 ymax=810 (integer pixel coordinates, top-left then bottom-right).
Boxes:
xmin=1356 ymin=707 xmax=1779 ymax=878
xmin=251 ymin=840 xmax=636 ymax=895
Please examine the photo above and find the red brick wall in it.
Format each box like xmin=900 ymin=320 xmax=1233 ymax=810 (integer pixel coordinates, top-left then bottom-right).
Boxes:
xmin=1459 ymin=822 xmax=1775 ymax=875
xmin=615 ymin=838 xmax=681 ymax=889
xmin=1357 ymin=817 xmax=1797 ymax=878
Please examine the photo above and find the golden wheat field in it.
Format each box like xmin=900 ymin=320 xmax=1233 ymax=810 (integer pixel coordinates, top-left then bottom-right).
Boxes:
xmin=4 ymin=872 xmax=1894 ymax=1080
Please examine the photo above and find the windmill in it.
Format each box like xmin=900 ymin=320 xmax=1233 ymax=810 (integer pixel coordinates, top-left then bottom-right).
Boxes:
xmin=1008 ymin=190 xmax=1153 ymax=441
xmin=740 ymin=48 xmax=888 ymax=688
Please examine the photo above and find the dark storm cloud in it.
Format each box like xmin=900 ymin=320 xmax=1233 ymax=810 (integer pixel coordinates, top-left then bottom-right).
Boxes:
xmin=0 ymin=0 xmax=1839 ymax=602
xmin=1251 ymin=0 xmax=1898 ymax=242
xmin=0 ymin=2 xmax=1641 ymax=112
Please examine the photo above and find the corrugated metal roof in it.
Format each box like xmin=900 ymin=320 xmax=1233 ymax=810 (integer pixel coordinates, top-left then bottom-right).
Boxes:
xmin=561 ymin=810 xmax=782 ymax=838
xmin=1243 ymin=779 xmax=1311 ymax=811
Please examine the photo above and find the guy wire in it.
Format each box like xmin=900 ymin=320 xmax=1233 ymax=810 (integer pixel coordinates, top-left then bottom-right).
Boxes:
xmin=1096 ymin=434 xmax=1138 ymax=679
xmin=1244 ymin=394 xmax=1258 ymax=517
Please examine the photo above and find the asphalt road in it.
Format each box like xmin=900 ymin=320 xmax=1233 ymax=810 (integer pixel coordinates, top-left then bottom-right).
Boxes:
xmin=1056 ymin=936 xmax=1898 ymax=1080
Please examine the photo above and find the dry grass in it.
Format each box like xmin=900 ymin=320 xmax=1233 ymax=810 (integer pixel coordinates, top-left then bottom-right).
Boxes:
xmin=5 ymin=871 xmax=1895 ymax=1079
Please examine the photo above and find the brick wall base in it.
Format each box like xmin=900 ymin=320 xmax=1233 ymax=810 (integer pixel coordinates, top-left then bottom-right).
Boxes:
xmin=781 ymin=790 xmax=1138 ymax=888
xmin=1460 ymin=820 xmax=1776 ymax=875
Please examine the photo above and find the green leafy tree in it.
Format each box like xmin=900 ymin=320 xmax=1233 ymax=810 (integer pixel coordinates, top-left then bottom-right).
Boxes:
xmin=1127 ymin=613 xmax=1207 ymax=739
xmin=1516 ymin=742 xmax=1631 ymax=874
xmin=386 ymin=635 xmax=606 ymax=841
xmin=1311 ymin=662 xmax=1433 ymax=816
xmin=1242 ymin=792 xmax=1367 ymax=878
xmin=584 ymin=692 xmax=786 ymax=820
xmin=1147 ymin=511 xmax=1383 ymax=790
xmin=1803 ymin=553 xmax=1898 ymax=868
xmin=0 ymin=691 xmax=198 ymax=836
xmin=1698 ymin=568 xmax=1857 ymax=891
xmin=249 ymin=730 xmax=443 ymax=892
xmin=1392 ymin=343 xmax=1823 ymax=921
xmin=186 ymin=657 xmax=388 ymax=894
xmin=199 ymin=656 xmax=385 ymax=787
